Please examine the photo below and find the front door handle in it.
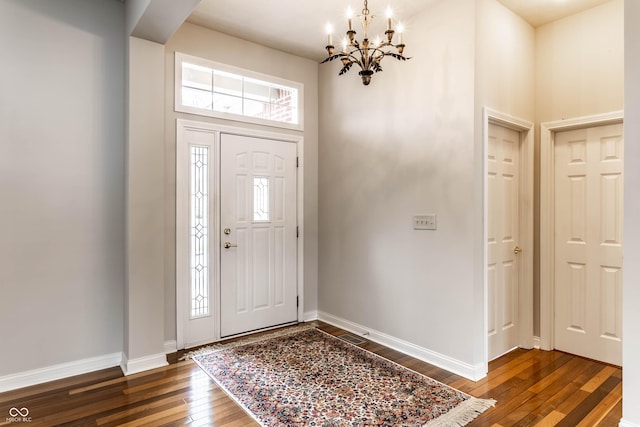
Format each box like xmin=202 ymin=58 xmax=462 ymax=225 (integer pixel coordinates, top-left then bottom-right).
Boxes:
xmin=224 ymin=242 xmax=238 ymax=249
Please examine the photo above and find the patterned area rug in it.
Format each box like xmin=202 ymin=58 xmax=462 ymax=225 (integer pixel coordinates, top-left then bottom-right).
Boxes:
xmin=193 ymin=327 xmax=495 ymax=426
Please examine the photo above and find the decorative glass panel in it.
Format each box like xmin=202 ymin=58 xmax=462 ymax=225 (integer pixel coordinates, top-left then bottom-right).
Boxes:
xmin=190 ymin=146 xmax=209 ymax=318
xmin=253 ymin=176 xmax=270 ymax=222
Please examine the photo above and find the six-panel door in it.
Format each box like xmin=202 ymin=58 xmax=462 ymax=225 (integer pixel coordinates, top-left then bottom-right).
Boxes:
xmin=220 ymin=133 xmax=298 ymax=337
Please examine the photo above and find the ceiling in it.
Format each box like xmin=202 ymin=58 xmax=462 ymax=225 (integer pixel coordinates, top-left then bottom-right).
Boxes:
xmin=186 ymin=0 xmax=613 ymax=61
xmin=497 ymin=0 xmax=611 ymax=27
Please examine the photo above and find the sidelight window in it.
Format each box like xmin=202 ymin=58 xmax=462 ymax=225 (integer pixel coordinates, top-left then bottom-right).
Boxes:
xmin=190 ymin=145 xmax=209 ymax=318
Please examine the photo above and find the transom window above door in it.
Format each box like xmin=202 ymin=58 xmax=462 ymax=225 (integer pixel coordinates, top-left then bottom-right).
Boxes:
xmin=175 ymin=52 xmax=304 ymax=131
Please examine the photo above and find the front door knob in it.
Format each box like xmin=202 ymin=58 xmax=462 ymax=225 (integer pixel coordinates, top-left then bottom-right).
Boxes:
xmin=224 ymin=242 xmax=238 ymax=249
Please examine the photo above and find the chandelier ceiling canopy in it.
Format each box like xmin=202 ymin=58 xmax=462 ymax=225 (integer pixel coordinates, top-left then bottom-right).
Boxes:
xmin=321 ymin=0 xmax=410 ymax=86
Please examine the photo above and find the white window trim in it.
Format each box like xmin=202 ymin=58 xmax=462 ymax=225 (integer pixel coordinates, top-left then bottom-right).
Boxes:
xmin=175 ymin=52 xmax=304 ymax=131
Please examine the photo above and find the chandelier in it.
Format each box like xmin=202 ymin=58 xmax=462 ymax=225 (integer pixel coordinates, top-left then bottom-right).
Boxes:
xmin=321 ymin=0 xmax=409 ymax=86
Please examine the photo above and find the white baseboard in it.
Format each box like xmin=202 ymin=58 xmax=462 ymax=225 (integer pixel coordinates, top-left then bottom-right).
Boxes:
xmin=120 ymin=352 xmax=168 ymax=376
xmin=164 ymin=340 xmax=177 ymax=354
xmin=533 ymin=336 xmax=541 ymax=349
xmin=317 ymin=311 xmax=486 ymax=381
xmin=0 ymin=352 xmax=122 ymax=393
xmin=619 ymin=419 xmax=640 ymax=427
xmin=303 ymin=310 xmax=318 ymax=322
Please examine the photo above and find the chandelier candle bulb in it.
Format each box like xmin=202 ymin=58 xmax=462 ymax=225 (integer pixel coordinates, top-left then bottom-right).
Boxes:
xmin=386 ymin=7 xmax=392 ymax=31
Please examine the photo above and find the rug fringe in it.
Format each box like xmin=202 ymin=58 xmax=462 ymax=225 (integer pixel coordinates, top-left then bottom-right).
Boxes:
xmin=424 ymin=397 xmax=497 ymax=427
xmin=180 ymin=323 xmax=316 ymax=360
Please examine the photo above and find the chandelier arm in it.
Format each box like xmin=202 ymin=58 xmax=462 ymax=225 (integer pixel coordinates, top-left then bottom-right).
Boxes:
xmin=373 ymin=45 xmax=403 ymax=56
xmin=321 ymin=53 xmax=346 ymax=64
xmin=383 ymin=52 xmax=410 ymax=61
xmin=372 ymin=47 xmax=388 ymax=58
xmin=342 ymin=51 xmax=365 ymax=69
xmin=367 ymin=48 xmax=384 ymax=68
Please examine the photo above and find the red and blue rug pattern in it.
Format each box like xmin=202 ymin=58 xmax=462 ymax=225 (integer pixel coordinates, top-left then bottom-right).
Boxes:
xmin=193 ymin=327 xmax=495 ymax=426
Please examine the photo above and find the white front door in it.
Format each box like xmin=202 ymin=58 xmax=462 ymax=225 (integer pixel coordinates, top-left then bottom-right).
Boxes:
xmin=487 ymin=123 xmax=521 ymax=361
xmin=554 ymin=123 xmax=623 ymax=365
xmin=220 ymin=133 xmax=298 ymax=337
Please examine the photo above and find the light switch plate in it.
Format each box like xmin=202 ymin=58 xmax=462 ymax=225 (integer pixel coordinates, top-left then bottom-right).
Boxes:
xmin=413 ymin=214 xmax=436 ymax=230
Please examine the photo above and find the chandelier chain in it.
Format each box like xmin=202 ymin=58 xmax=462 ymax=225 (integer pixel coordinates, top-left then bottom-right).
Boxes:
xmin=363 ymin=0 xmax=369 ymax=16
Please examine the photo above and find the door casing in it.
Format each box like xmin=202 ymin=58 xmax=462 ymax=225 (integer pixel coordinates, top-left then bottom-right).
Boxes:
xmin=175 ymin=119 xmax=305 ymax=350
xmin=483 ymin=108 xmax=535 ymax=366
xmin=539 ymin=110 xmax=624 ymax=352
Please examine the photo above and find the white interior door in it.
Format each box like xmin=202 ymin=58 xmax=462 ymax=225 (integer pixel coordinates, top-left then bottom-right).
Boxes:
xmin=554 ymin=123 xmax=623 ymax=366
xmin=488 ymin=123 xmax=521 ymax=361
xmin=220 ymin=133 xmax=298 ymax=337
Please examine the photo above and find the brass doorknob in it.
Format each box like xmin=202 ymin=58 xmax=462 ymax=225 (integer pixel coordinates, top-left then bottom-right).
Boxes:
xmin=514 ymin=246 xmax=522 ymax=255
xmin=224 ymin=242 xmax=238 ymax=249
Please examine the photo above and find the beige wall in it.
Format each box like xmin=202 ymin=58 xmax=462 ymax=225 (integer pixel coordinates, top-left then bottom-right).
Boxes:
xmin=475 ymin=0 xmax=536 ymax=122
xmin=536 ymin=0 xmax=624 ymax=123
xmin=124 ymin=36 xmax=166 ymax=364
xmin=1 ymin=1 xmax=635 ymax=411
xmin=623 ymin=1 xmax=640 ymax=423
xmin=318 ymin=0 xmax=623 ymax=378
xmin=534 ymin=0 xmax=624 ymax=336
xmin=163 ymin=23 xmax=320 ymax=342
xmin=318 ymin=0 xmax=482 ymax=373
xmin=474 ymin=0 xmax=536 ymax=354
xmin=0 ymin=0 xmax=125 ymax=376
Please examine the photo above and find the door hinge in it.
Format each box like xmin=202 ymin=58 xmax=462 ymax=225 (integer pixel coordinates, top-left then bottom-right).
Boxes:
xmin=296 ymin=157 xmax=299 ymax=168
xmin=296 ymin=226 xmax=299 ymax=238
xmin=297 ymin=296 xmax=299 ymax=307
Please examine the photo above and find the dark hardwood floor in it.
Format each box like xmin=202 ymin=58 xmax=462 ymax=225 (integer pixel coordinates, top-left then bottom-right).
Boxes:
xmin=0 ymin=321 xmax=622 ymax=426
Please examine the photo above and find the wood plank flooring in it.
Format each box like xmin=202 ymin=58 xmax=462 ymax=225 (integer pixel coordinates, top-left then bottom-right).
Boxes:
xmin=0 ymin=321 xmax=622 ymax=426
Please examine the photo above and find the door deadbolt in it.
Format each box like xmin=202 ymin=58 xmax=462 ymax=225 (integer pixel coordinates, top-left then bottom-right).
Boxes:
xmin=223 ymin=228 xmax=231 ymax=235
xmin=514 ymin=246 xmax=522 ymax=255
